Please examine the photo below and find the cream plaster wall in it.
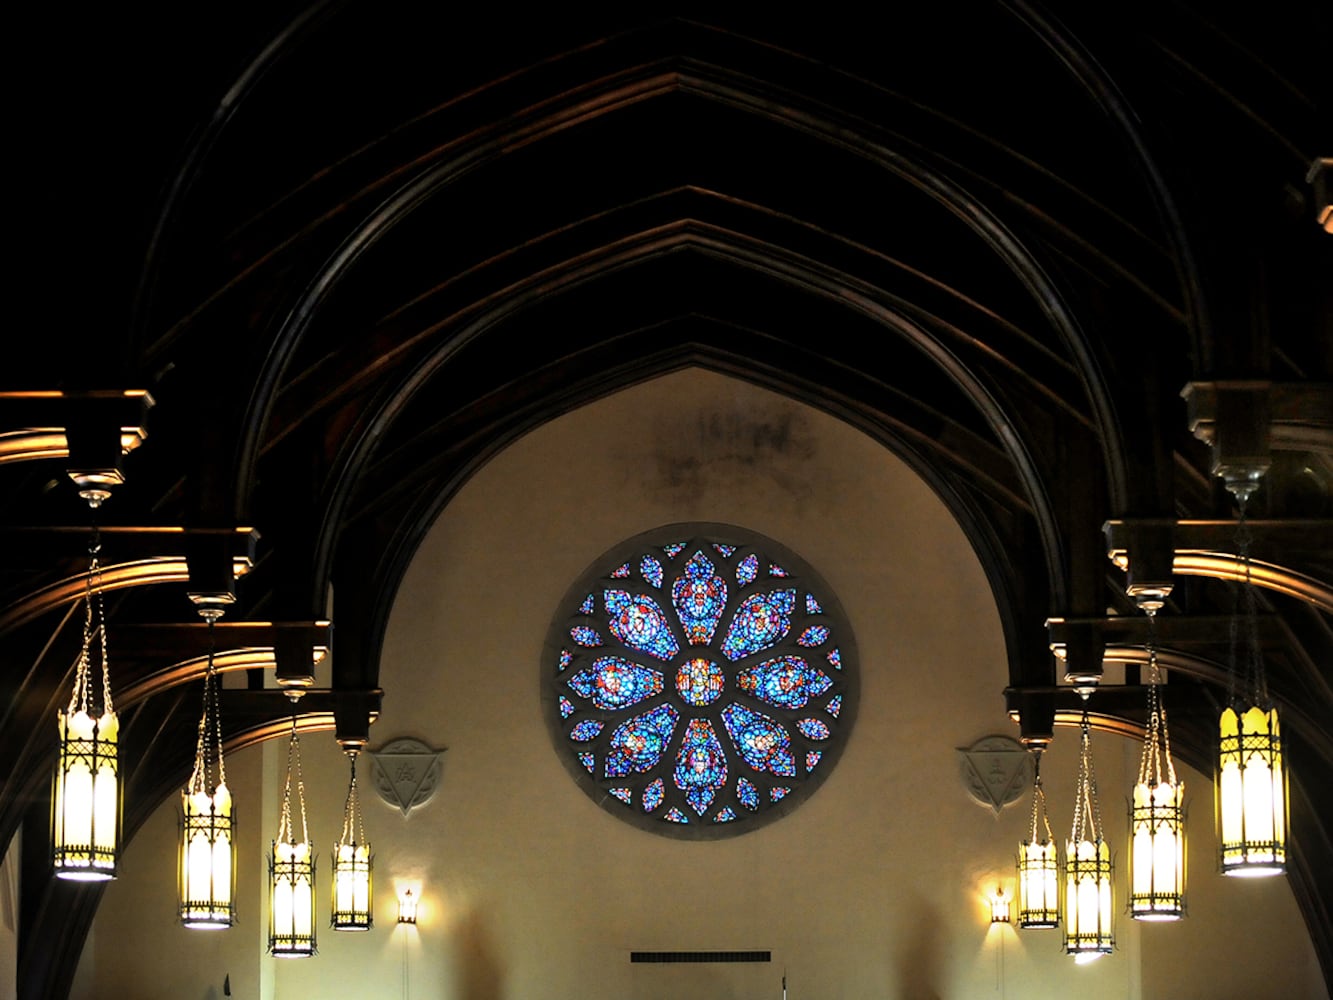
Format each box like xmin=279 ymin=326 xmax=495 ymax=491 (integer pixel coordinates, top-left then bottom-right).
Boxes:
xmin=69 ymin=369 xmax=1325 ymax=1000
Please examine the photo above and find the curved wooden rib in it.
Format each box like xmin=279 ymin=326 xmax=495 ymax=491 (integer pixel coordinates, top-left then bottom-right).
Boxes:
xmin=1169 ymin=555 xmax=1332 ymax=612
xmin=116 ymin=644 xmax=330 ymax=706
xmin=0 ymin=557 xmax=254 ymax=634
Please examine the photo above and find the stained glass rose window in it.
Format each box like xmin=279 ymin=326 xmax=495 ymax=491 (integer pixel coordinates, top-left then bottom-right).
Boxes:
xmin=544 ymin=525 xmax=857 ymax=838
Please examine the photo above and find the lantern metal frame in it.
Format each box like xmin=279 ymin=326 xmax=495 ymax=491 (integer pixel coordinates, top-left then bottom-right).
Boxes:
xmin=1216 ymin=491 xmax=1288 ymax=877
xmin=1065 ymin=702 xmax=1113 ymax=962
xmin=331 ymin=749 xmax=373 ymax=931
xmin=1130 ymin=611 xmax=1186 ymax=920
xmin=52 ymin=524 xmax=121 ymax=881
xmin=1016 ymin=748 xmax=1059 ymax=930
xmin=179 ymin=611 xmax=236 ymax=928
xmin=269 ymin=704 xmax=316 ymax=957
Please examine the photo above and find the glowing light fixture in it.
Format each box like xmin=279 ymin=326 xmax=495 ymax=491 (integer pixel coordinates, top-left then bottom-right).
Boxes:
xmin=1130 ymin=611 xmax=1185 ymax=919
xmin=180 ymin=611 xmax=235 ymax=927
xmin=1217 ymin=488 xmax=1287 ymax=876
xmin=331 ymin=750 xmax=373 ymax=931
xmin=1065 ymin=702 xmax=1113 ymax=962
xmin=1016 ymin=749 xmax=1058 ymax=929
xmin=989 ymin=886 xmax=1011 ymax=924
xmin=53 ymin=513 xmax=120 ymax=881
xmin=269 ymin=703 xmax=316 ymax=956
xmin=398 ymin=887 xmax=418 ymax=925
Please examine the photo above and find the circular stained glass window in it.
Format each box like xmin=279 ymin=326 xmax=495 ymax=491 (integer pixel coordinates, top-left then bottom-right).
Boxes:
xmin=543 ymin=524 xmax=858 ymax=838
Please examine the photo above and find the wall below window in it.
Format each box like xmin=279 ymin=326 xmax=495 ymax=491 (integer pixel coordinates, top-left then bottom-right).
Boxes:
xmin=68 ymin=370 xmax=1326 ymax=1000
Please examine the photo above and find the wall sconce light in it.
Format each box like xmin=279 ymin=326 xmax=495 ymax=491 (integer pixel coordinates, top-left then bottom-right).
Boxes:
xmin=989 ymin=887 xmax=1011 ymax=924
xmin=398 ymin=887 xmax=419 ymax=925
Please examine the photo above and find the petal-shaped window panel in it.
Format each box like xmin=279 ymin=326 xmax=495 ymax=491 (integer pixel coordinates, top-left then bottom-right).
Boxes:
xmin=720 ymin=589 xmax=797 ymax=661
xmin=544 ymin=524 xmax=857 ymax=839
xmin=604 ymin=590 xmax=679 ymax=661
xmin=567 ymin=656 xmax=664 ymax=711
xmin=671 ymin=550 xmax=728 ymax=645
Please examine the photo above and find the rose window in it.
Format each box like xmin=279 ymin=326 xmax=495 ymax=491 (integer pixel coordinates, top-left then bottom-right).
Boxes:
xmin=544 ymin=525 xmax=857 ymax=838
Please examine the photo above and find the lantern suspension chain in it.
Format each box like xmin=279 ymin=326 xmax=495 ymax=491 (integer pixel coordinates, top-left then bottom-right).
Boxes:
xmin=1138 ymin=612 xmax=1177 ymax=790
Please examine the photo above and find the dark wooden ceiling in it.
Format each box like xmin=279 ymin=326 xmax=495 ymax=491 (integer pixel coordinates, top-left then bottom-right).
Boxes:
xmin=3 ymin=2 xmax=1330 ymax=996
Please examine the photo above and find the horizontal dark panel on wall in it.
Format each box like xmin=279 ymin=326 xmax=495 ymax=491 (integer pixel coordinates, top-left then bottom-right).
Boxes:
xmin=630 ymin=951 xmax=772 ymax=964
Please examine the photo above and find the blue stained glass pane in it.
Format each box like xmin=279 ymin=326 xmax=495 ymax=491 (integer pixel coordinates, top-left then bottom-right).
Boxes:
xmin=721 ymin=703 xmax=796 ymax=777
xmin=605 ymin=705 xmax=679 ymax=777
xmin=737 ymin=554 xmax=759 ymax=586
xmin=720 ymin=589 xmax=796 ymax=661
xmin=797 ymin=625 xmax=830 ymax=647
xmin=578 ymin=593 xmax=596 ymax=615
xmin=736 ymin=655 xmax=832 ymax=709
xmin=671 ymin=551 xmax=727 ymax=646
xmin=559 ymin=696 xmax=575 ymax=719
xmin=662 ymin=542 xmax=687 ymax=558
xmin=570 ymin=626 xmax=602 ymax=647
xmin=664 ymin=808 xmax=689 ymax=823
xmin=640 ymin=555 xmax=663 ymax=589
xmin=796 ymin=718 xmax=830 ymax=740
xmin=806 ymin=751 xmax=822 ymax=772
xmin=805 ymin=593 xmax=823 ymax=614
xmin=713 ymin=543 xmax=737 ymax=557
xmin=604 ymin=590 xmax=679 ymax=660
xmin=568 ymin=656 xmax=664 ymax=710
xmin=713 ymin=808 xmax=736 ymax=823
xmin=579 ymin=752 xmax=595 ymax=773
xmin=643 ymin=777 xmax=665 ymax=812
xmin=768 ymin=563 xmax=789 ymax=577
xmin=826 ymin=694 xmax=843 ymax=718
xmin=610 ymin=563 xmax=632 ymax=578
xmin=609 ymin=787 xmax=632 ymax=805
xmin=827 ymin=647 xmax=842 ymax=669
xmin=558 ymin=649 xmax=573 ymax=671
xmin=675 ymin=657 xmax=725 ymax=706
xmin=570 ymin=720 xmax=604 ymax=742
xmin=674 ymin=719 xmax=728 ymax=815
xmin=771 ymin=786 xmax=791 ymax=802
xmin=737 ymin=777 xmax=760 ymax=810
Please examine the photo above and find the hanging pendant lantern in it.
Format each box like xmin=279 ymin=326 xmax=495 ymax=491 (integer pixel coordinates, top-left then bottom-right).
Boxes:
xmin=1218 ymin=703 xmax=1286 ymax=876
xmin=1016 ymin=749 xmax=1059 ymax=929
xmin=1130 ymin=612 xmax=1186 ymax=919
xmin=270 ymin=705 xmax=316 ymax=956
xmin=180 ymin=612 xmax=236 ymax=927
xmin=1216 ymin=491 xmax=1287 ymax=877
xmin=1065 ymin=703 xmax=1113 ymax=962
xmin=331 ymin=750 xmax=373 ymax=931
xmin=53 ymin=527 xmax=120 ymax=881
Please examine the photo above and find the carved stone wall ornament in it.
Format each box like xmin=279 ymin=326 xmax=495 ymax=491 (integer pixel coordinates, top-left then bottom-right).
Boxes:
xmin=956 ymin=735 xmax=1032 ymax=815
xmin=367 ymin=738 xmax=446 ymax=816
